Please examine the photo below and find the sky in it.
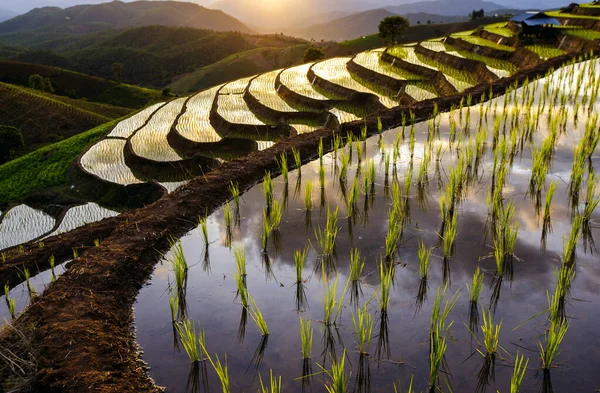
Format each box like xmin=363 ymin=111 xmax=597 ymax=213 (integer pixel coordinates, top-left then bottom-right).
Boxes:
xmin=2 ymin=0 xmax=570 ymax=16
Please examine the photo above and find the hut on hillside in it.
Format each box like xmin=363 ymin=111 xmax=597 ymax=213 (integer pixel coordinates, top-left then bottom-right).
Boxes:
xmin=509 ymin=12 xmax=561 ymax=37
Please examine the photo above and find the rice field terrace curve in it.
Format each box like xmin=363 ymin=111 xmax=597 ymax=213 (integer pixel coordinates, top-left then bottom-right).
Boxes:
xmin=0 ymin=10 xmax=600 ymax=393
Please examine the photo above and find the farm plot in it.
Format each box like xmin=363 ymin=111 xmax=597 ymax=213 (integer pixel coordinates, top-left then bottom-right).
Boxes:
xmin=217 ymin=93 xmax=268 ymax=125
xmin=248 ymin=70 xmax=299 ymax=113
xmin=45 ymin=203 xmax=118 ymax=238
xmin=279 ymin=63 xmax=331 ymax=101
xmin=312 ymin=58 xmax=398 ymax=108
xmin=130 ymin=98 xmax=187 ymax=162
xmin=108 ymin=102 xmax=166 ymax=138
xmin=459 ymin=35 xmax=516 ymax=51
xmin=176 ymin=85 xmax=223 ymax=144
xmin=0 ymin=205 xmax=55 ymax=250
xmin=80 ymin=138 xmax=143 ymax=186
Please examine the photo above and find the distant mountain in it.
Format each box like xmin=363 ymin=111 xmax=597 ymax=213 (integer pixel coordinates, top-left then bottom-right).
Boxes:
xmin=0 ymin=8 xmax=17 ymax=23
xmin=291 ymin=8 xmax=469 ymax=41
xmin=385 ymin=0 xmax=505 ymax=17
xmin=0 ymin=1 xmax=252 ymax=36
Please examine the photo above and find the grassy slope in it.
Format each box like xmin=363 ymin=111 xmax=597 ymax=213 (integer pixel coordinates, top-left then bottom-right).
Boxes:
xmin=0 ymin=120 xmax=117 ymax=204
xmin=168 ymin=44 xmax=308 ymax=93
xmin=0 ymin=81 xmax=130 ymax=156
xmin=0 ymin=60 xmax=162 ymax=108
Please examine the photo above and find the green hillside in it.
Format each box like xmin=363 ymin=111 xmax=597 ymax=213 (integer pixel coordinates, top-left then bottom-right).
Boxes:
xmin=0 ymin=82 xmax=131 ymax=156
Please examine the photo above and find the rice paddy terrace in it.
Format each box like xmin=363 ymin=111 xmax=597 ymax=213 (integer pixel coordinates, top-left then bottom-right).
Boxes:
xmin=1 ymin=8 xmax=600 ymax=393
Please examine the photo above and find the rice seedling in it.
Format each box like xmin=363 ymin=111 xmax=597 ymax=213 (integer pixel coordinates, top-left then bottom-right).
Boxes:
xmin=349 ymin=248 xmax=365 ymax=283
xmin=175 ymin=319 xmax=201 ymax=363
xmin=269 ymin=200 xmax=283 ymax=230
xmin=263 ymin=172 xmax=274 ymax=210
xmin=468 ymin=267 xmax=484 ymax=304
xmin=198 ymin=216 xmax=209 ymax=246
xmin=429 ymin=328 xmax=447 ymax=392
xmin=169 ymin=240 xmax=188 ymax=292
xmin=228 ymin=181 xmax=240 ymax=210
xmin=292 ymin=147 xmax=302 ymax=176
xmin=479 ymin=308 xmax=502 ymax=359
xmin=319 ymin=164 xmax=326 ymax=190
xmin=339 ymin=150 xmax=350 ymax=181
xmin=562 ymin=215 xmax=582 ymax=266
xmin=418 ymin=241 xmax=432 ymax=280
xmin=323 ymin=277 xmax=343 ymax=326
xmin=304 ymin=180 xmax=313 ymax=211
xmin=442 ymin=213 xmax=458 ymax=259
xmin=352 ymin=304 xmax=374 ymax=355
xmin=4 ymin=283 xmax=16 ymax=319
xmin=248 ymin=296 xmax=269 ymax=335
xmin=511 ymin=353 xmax=529 ymax=393
xmin=300 ymin=317 xmax=313 ymax=359
xmin=261 ymin=212 xmax=270 ymax=252
xmin=542 ymin=182 xmax=557 ymax=226
xmin=314 ymin=207 xmax=340 ymax=256
xmin=93 ymin=239 xmax=100 ymax=247
xmin=202 ymin=351 xmax=230 ymax=393
xmin=539 ymin=318 xmax=570 ymax=370
xmin=321 ymin=349 xmax=350 ymax=393
xmin=295 ymin=247 xmax=308 ymax=284
xmin=49 ymin=254 xmax=56 ymax=281
xmin=259 ymin=370 xmax=282 ymax=393
xmin=223 ymin=201 xmax=233 ymax=229
xmin=379 ymin=259 xmax=394 ymax=313
xmin=393 ymin=375 xmax=415 ymax=393
xmin=385 ymin=220 xmax=402 ymax=261
xmin=583 ymin=174 xmax=600 ymax=224
xmin=279 ymin=153 xmax=289 ymax=183
xmin=72 ymin=248 xmax=79 ymax=259
xmin=23 ymin=268 xmax=35 ymax=298
xmin=169 ymin=292 xmax=178 ymax=322
xmin=347 ymin=178 xmax=360 ymax=217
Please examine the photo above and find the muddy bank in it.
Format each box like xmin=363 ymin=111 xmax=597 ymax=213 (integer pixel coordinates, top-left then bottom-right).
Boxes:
xmin=0 ymin=51 xmax=592 ymax=393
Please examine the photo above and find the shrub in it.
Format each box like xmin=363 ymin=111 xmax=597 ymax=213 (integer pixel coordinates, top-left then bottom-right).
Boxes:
xmin=0 ymin=125 xmax=25 ymax=164
xmin=302 ymin=46 xmax=325 ymax=63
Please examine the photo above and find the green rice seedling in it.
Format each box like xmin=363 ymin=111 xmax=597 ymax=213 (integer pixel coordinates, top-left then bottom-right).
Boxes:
xmin=175 ymin=319 xmax=201 ymax=362
xmin=583 ymin=175 xmax=600 ymax=224
xmin=234 ymin=244 xmax=246 ymax=277
xmin=333 ymin=135 xmax=342 ymax=156
xmin=292 ymin=148 xmax=302 ymax=176
xmin=480 ymin=308 xmax=501 ymax=359
xmin=279 ymin=153 xmax=289 ymax=183
xmin=562 ymin=215 xmax=582 ymax=266
xmin=223 ymin=201 xmax=233 ymax=229
xmin=314 ymin=207 xmax=340 ymax=256
xmin=263 ymin=172 xmax=274 ymax=210
xmin=322 ymin=349 xmax=349 ymax=393
xmin=339 ymin=150 xmax=350 ymax=181
xmin=169 ymin=292 xmax=178 ymax=322
xmin=393 ymin=375 xmax=415 ymax=393
xmin=361 ymin=121 xmax=368 ymax=140
xmin=23 ymin=268 xmax=35 ymax=298
xmin=385 ymin=221 xmax=402 ymax=261
xmin=300 ymin=317 xmax=313 ymax=359
xmin=539 ymin=318 xmax=570 ymax=370
xmin=4 ymin=283 xmax=16 ymax=319
xmin=319 ymin=138 xmax=324 ymax=167
xmin=198 ymin=216 xmax=209 ymax=246
xmin=228 ymin=181 xmax=240 ymax=209
xmin=353 ymin=303 xmax=374 ymax=355
xmin=49 ymin=254 xmax=56 ymax=281
xmin=93 ymin=239 xmax=100 ymax=247
xmin=202 ymin=351 xmax=230 ymax=393
xmin=418 ymin=241 xmax=432 ymax=280
xmin=259 ymin=370 xmax=282 ymax=393
xmin=511 ymin=353 xmax=529 ymax=393
xmin=356 ymin=141 xmax=364 ymax=165
xmin=379 ymin=259 xmax=394 ymax=313
xmin=319 ymin=163 xmax=326 ymax=190
xmin=442 ymin=213 xmax=458 ymax=259
xmin=467 ymin=267 xmax=484 ymax=304
xmin=347 ymin=178 xmax=360 ymax=217
xmin=72 ymin=248 xmax=79 ymax=259
xmin=169 ymin=240 xmax=188 ymax=291
xmin=429 ymin=327 xmax=447 ymax=392
xmin=304 ymin=180 xmax=313 ymax=211
xmin=37 ymin=241 xmax=44 ymax=249
xmin=269 ymin=200 xmax=282 ymax=230
xmin=261 ymin=211 xmax=270 ymax=252
xmin=249 ymin=296 xmax=269 ymax=335
xmin=542 ymin=182 xmax=557 ymax=225
xmin=295 ymin=247 xmax=308 ymax=284
xmin=235 ymin=270 xmax=249 ymax=308
xmin=349 ymin=248 xmax=365 ymax=283
xmin=323 ymin=277 xmax=343 ymax=326
xmin=377 ymin=117 xmax=383 ymax=134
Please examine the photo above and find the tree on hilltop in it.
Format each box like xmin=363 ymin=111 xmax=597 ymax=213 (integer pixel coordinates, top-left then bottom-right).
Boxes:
xmin=302 ymin=46 xmax=325 ymax=63
xmin=379 ymin=16 xmax=410 ymax=46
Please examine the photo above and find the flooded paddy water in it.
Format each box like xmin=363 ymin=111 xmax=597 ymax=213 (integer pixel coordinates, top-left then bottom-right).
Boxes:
xmin=130 ymin=60 xmax=600 ymax=392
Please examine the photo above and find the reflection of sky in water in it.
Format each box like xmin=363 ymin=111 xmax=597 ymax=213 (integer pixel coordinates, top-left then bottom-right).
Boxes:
xmin=127 ymin=61 xmax=600 ymax=393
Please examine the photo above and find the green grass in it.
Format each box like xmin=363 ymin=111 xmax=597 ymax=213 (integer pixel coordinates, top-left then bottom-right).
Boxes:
xmin=524 ymin=45 xmax=566 ymax=60
xmin=0 ymin=119 xmax=117 ymax=203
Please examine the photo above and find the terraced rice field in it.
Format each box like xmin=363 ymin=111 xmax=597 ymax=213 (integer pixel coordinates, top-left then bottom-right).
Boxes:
xmin=176 ymin=86 xmax=223 ymax=144
xmin=45 ymin=203 xmax=118 ymax=238
xmin=217 ymin=92 xmax=267 ymax=125
xmin=459 ymin=35 xmax=516 ymax=51
xmin=80 ymin=138 xmax=143 ymax=185
xmin=130 ymin=98 xmax=186 ymax=162
xmin=108 ymin=103 xmax=166 ymax=138
xmin=249 ymin=70 xmax=299 ymax=113
xmin=0 ymin=205 xmax=55 ymax=250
